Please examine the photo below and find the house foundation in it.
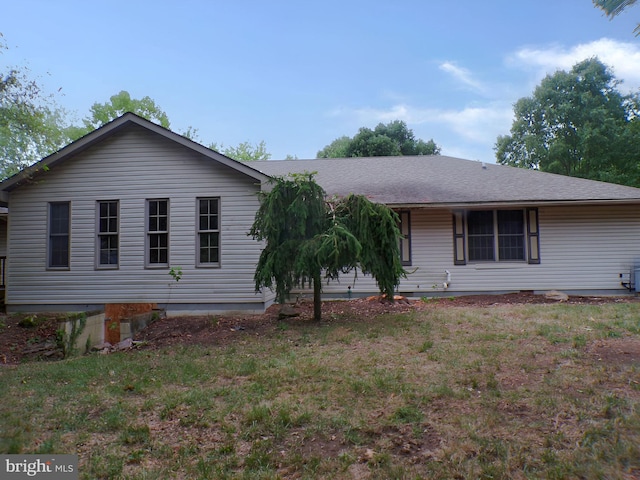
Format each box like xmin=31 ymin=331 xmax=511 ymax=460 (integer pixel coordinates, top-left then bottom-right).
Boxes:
xmin=104 ymin=303 xmax=156 ymax=344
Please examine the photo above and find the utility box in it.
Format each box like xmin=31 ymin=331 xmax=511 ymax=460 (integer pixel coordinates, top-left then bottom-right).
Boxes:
xmin=635 ymin=267 xmax=640 ymax=293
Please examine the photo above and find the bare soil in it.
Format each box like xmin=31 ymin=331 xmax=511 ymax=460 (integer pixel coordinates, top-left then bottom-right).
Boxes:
xmin=1 ymin=292 xmax=639 ymax=365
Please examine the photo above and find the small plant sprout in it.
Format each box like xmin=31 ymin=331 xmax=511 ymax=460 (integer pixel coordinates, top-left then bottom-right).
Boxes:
xmin=169 ymin=266 xmax=183 ymax=283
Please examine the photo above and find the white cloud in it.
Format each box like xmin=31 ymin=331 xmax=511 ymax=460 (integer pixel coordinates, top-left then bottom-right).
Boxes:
xmin=510 ymin=38 xmax=640 ymax=92
xmin=327 ymin=38 xmax=640 ymax=164
xmin=342 ymin=103 xmax=512 ymax=144
xmin=327 ymin=102 xmax=514 ymax=162
xmin=434 ymin=105 xmax=514 ymax=143
xmin=439 ymin=62 xmax=487 ymax=93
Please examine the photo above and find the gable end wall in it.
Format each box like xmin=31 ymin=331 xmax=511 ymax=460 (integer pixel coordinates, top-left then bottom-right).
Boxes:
xmin=5 ymin=125 xmax=273 ymax=311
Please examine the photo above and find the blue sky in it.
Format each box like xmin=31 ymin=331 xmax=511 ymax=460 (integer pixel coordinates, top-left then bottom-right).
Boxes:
xmin=2 ymin=1 xmax=640 ymax=162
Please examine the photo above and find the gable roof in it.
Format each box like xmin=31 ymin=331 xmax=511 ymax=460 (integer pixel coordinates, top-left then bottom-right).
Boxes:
xmin=249 ymin=156 xmax=640 ymax=207
xmin=0 ymin=113 xmax=270 ymax=203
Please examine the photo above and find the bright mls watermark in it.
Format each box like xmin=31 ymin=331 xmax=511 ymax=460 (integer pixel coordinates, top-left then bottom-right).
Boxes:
xmin=1 ymin=455 xmax=78 ymax=479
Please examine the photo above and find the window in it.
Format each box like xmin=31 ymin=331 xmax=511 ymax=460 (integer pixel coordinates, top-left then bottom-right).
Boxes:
xmin=497 ymin=210 xmax=525 ymax=261
xmin=197 ymin=198 xmax=220 ymax=266
xmin=48 ymin=202 xmax=70 ymax=268
xmin=97 ymin=201 xmax=119 ymax=268
xmin=467 ymin=210 xmax=496 ymax=261
xmin=453 ymin=208 xmax=540 ymax=265
xmin=147 ymin=199 xmax=169 ymax=266
xmin=398 ymin=210 xmax=411 ymax=266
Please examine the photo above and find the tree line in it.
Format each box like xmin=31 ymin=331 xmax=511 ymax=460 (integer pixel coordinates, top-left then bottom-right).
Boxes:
xmin=496 ymin=57 xmax=640 ymax=188
xmin=4 ymin=0 xmax=640 ymax=187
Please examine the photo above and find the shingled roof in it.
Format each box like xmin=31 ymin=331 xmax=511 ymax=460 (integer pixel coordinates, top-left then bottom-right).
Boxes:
xmin=249 ymin=156 xmax=640 ymax=207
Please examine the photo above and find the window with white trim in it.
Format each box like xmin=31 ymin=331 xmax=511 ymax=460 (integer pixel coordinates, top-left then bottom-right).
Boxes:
xmin=197 ymin=197 xmax=220 ymax=266
xmin=97 ymin=200 xmax=119 ymax=268
xmin=48 ymin=202 xmax=70 ymax=269
xmin=147 ymin=199 xmax=169 ymax=266
xmin=453 ymin=208 xmax=540 ymax=265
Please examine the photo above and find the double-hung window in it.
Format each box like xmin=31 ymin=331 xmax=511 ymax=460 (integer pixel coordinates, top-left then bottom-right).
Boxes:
xmin=197 ymin=198 xmax=220 ymax=266
xmin=147 ymin=199 xmax=169 ymax=267
xmin=453 ymin=208 xmax=540 ymax=265
xmin=97 ymin=200 xmax=119 ymax=268
xmin=48 ymin=202 xmax=70 ymax=269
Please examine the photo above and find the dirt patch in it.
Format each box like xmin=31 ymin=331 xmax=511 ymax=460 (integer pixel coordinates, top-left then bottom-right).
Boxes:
xmin=0 ymin=314 xmax=64 ymax=364
xmin=587 ymin=338 xmax=640 ymax=365
xmin=1 ymin=292 xmax=638 ymax=365
xmin=420 ymin=291 xmax=640 ymax=307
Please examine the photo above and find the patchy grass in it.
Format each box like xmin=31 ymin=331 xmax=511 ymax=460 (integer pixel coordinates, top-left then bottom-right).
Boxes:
xmin=0 ymin=303 xmax=639 ymax=479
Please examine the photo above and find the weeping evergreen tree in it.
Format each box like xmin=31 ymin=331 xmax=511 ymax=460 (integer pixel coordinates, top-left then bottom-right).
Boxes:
xmin=250 ymin=172 xmax=405 ymax=321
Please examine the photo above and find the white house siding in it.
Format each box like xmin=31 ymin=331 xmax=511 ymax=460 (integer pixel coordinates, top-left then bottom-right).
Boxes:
xmin=316 ymin=205 xmax=640 ymax=298
xmin=6 ymin=125 xmax=273 ymax=312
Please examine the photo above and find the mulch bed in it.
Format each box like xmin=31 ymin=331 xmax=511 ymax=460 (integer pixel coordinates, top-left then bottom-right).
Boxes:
xmin=1 ymin=292 xmax=638 ymax=364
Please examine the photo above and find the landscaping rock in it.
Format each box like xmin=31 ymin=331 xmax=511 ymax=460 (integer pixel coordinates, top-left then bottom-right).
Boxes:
xmin=278 ymin=304 xmax=300 ymax=319
xmin=114 ymin=338 xmax=133 ymax=351
xmin=91 ymin=342 xmax=113 ymax=351
xmin=544 ymin=290 xmax=569 ymax=302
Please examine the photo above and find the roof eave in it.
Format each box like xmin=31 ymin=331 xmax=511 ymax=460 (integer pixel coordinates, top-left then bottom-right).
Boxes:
xmin=386 ymin=198 xmax=640 ymax=209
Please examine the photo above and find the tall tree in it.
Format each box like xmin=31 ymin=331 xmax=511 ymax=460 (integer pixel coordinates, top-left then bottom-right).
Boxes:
xmin=316 ymin=136 xmax=351 ymax=158
xmin=317 ymin=120 xmax=440 ymax=158
xmin=0 ymin=35 xmax=70 ymax=179
xmin=495 ymin=57 xmax=640 ymax=187
xmin=594 ymin=0 xmax=639 ymax=34
xmin=67 ymin=90 xmax=170 ymax=140
xmin=250 ymin=173 xmax=405 ymax=321
xmin=210 ymin=140 xmax=271 ymax=161
xmin=180 ymin=127 xmax=272 ymax=161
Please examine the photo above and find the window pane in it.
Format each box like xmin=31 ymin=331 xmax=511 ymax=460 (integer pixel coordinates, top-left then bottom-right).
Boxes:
xmin=469 ymin=235 xmax=494 ymax=261
xmin=498 ymin=210 xmax=525 ymax=260
xmin=467 ymin=210 xmax=494 ymax=261
xmin=199 ymin=232 xmax=219 ymax=264
xmin=497 ymin=210 xmax=523 ymax=235
xmin=499 ymin=235 xmax=525 ymax=260
xmin=148 ymin=200 xmax=168 ymax=233
xmin=198 ymin=199 xmax=219 ymax=232
xmin=149 ymin=232 xmax=168 ymax=264
xmin=99 ymin=236 xmax=118 ymax=265
xmin=49 ymin=236 xmax=69 ymax=267
xmin=50 ymin=203 xmax=69 ymax=235
xmin=467 ymin=211 xmax=493 ymax=235
xmin=159 ymin=234 xmax=167 ymax=248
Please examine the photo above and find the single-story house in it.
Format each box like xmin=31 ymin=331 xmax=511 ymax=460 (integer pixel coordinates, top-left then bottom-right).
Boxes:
xmin=1 ymin=113 xmax=639 ymax=316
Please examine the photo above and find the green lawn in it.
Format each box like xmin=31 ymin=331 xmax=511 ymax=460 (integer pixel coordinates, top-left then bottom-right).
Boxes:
xmin=1 ymin=302 xmax=639 ymax=479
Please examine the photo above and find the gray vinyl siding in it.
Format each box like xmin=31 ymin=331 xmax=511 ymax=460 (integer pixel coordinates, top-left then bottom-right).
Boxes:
xmin=6 ymin=125 xmax=272 ymax=309
xmin=315 ymin=205 xmax=640 ymax=297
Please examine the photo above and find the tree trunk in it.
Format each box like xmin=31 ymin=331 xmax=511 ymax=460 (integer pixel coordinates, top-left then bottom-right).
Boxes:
xmin=313 ymin=272 xmax=322 ymax=321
